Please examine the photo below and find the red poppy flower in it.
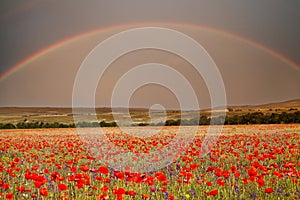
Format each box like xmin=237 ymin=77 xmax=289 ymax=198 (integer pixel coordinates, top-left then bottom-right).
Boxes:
xmin=113 ymin=188 xmax=125 ymax=196
xmin=80 ymin=165 xmax=89 ymax=172
xmin=248 ymin=168 xmax=258 ymax=177
xmin=234 ymin=172 xmax=241 ymax=178
xmin=206 ymin=181 xmax=213 ymax=186
xmin=126 ymin=190 xmax=136 ymax=197
xmin=215 ymin=169 xmax=223 ymax=177
xmin=114 ymin=171 xmax=125 ymax=180
xmin=56 ymin=164 xmax=62 ymax=170
xmin=103 ymin=178 xmax=111 ymax=183
xmin=217 ymin=178 xmax=225 ymax=186
xmin=58 ymin=183 xmax=68 ymax=191
xmin=70 ymin=166 xmax=77 ymax=173
xmin=13 ymin=157 xmax=20 ymax=164
xmin=17 ymin=186 xmax=25 ymax=192
xmin=223 ymin=170 xmax=230 ymax=179
xmin=98 ymin=185 xmax=108 ymax=193
xmin=97 ymin=193 xmax=109 ymax=200
xmin=51 ymin=172 xmax=61 ymax=182
xmin=249 ymin=176 xmax=255 ymax=182
xmin=6 ymin=193 xmax=13 ymax=200
xmin=230 ymin=166 xmax=237 ymax=173
xmin=265 ymin=188 xmax=273 ymax=193
xmin=98 ymin=166 xmax=109 ymax=175
xmin=256 ymin=178 xmax=264 ymax=187
xmin=34 ymin=181 xmax=44 ymax=188
xmin=2 ymin=183 xmax=9 ymax=190
xmin=155 ymin=172 xmax=167 ymax=182
xmin=190 ymin=164 xmax=199 ymax=170
xmin=206 ymin=166 xmax=216 ymax=172
xmin=32 ymin=166 xmax=39 ymax=171
xmin=39 ymin=187 xmax=48 ymax=196
xmin=207 ymin=189 xmax=218 ymax=196
xmin=76 ymin=183 xmax=84 ymax=190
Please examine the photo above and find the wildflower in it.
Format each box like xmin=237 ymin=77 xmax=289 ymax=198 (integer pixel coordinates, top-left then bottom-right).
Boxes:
xmin=150 ymin=187 xmax=156 ymax=192
xmin=39 ymin=187 xmax=48 ymax=196
xmin=58 ymin=183 xmax=68 ymax=191
xmin=206 ymin=181 xmax=213 ymax=186
xmin=17 ymin=185 xmax=25 ymax=192
xmin=6 ymin=193 xmax=13 ymax=200
xmin=98 ymin=166 xmax=109 ymax=175
xmin=126 ymin=190 xmax=136 ymax=197
xmin=248 ymin=168 xmax=257 ymax=177
xmin=223 ymin=170 xmax=230 ymax=178
xmin=207 ymin=189 xmax=218 ymax=196
xmin=250 ymin=193 xmax=257 ymax=199
xmin=265 ymin=188 xmax=273 ymax=193
xmin=230 ymin=166 xmax=237 ymax=173
xmin=80 ymin=165 xmax=89 ymax=172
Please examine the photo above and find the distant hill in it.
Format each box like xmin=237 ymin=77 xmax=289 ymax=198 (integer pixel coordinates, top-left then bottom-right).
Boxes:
xmin=223 ymin=99 xmax=300 ymax=117
xmin=228 ymin=99 xmax=300 ymax=110
xmin=0 ymin=99 xmax=299 ymax=124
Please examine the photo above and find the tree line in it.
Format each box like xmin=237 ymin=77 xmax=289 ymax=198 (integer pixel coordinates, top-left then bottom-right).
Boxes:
xmin=164 ymin=111 xmax=300 ymax=126
xmin=0 ymin=121 xmax=117 ymax=129
xmin=0 ymin=111 xmax=299 ymax=129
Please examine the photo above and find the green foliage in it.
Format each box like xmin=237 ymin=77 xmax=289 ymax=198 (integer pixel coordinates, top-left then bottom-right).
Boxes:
xmin=0 ymin=123 xmax=16 ymax=129
xmin=165 ymin=119 xmax=181 ymax=126
xmin=0 ymin=111 xmax=299 ymax=129
xmin=99 ymin=121 xmax=118 ymax=127
xmin=137 ymin=122 xmax=150 ymax=126
xmin=224 ymin=111 xmax=300 ymax=125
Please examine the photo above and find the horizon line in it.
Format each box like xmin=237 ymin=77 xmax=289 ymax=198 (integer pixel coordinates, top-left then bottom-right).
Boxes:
xmin=0 ymin=98 xmax=299 ymax=110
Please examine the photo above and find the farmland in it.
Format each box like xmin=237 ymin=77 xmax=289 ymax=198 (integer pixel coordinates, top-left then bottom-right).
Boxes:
xmin=0 ymin=99 xmax=299 ymax=125
xmin=0 ymin=124 xmax=299 ymax=199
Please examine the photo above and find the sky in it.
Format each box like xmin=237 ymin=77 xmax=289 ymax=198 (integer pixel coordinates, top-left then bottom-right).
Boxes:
xmin=0 ymin=0 xmax=300 ymax=109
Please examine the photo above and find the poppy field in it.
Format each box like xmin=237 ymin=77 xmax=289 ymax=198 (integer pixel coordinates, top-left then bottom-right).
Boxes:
xmin=0 ymin=124 xmax=299 ymax=199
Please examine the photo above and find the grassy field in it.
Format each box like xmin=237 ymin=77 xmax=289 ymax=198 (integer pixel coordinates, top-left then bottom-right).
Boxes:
xmin=0 ymin=99 xmax=299 ymax=125
xmin=0 ymin=124 xmax=299 ymax=199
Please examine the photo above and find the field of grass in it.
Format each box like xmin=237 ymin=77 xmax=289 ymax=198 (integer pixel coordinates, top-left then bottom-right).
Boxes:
xmin=0 ymin=124 xmax=299 ymax=199
xmin=0 ymin=99 xmax=299 ymax=125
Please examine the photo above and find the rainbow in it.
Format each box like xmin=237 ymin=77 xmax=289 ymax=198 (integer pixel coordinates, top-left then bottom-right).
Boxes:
xmin=1 ymin=22 xmax=300 ymax=81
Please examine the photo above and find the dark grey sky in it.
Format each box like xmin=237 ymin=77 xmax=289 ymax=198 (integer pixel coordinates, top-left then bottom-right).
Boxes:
xmin=1 ymin=0 xmax=300 ymax=74
xmin=0 ymin=0 xmax=299 ymax=108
